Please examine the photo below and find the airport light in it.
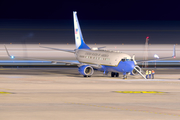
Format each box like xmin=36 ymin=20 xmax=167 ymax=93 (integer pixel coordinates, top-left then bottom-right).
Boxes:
xmin=145 ymin=36 xmax=149 ymax=68
xmin=154 ymin=54 xmax=159 ymax=68
xmin=11 ymin=56 xmax=14 ymax=59
xmin=154 ymin=54 xmax=159 ymax=59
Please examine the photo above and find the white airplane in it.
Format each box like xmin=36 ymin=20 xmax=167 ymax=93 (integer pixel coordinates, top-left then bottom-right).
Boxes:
xmin=5 ymin=11 xmax=176 ymax=79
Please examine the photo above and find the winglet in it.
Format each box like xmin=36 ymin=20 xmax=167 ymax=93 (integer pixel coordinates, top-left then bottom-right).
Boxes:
xmin=173 ymin=45 xmax=176 ymax=58
xmin=4 ymin=45 xmax=14 ymax=59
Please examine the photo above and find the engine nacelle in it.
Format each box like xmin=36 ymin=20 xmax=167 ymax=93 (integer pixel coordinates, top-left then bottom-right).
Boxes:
xmin=130 ymin=66 xmax=141 ymax=75
xmin=78 ymin=65 xmax=94 ymax=76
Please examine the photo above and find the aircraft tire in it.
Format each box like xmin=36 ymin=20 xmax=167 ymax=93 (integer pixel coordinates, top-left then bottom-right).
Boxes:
xmin=84 ymin=75 xmax=87 ymax=77
xmin=116 ymin=73 xmax=119 ymax=77
xmin=123 ymin=75 xmax=127 ymax=79
xmin=111 ymin=72 xmax=115 ymax=77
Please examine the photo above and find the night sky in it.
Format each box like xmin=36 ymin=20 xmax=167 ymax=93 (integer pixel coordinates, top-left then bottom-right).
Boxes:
xmin=0 ymin=1 xmax=180 ymax=44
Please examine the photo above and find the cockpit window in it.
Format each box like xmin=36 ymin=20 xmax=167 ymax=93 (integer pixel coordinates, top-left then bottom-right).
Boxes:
xmin=126 ymin=59 xmax=133 ymax=61
xmin=121 ymin=59 xmax=133 ymax=62
xmin=122 ymin=59 xmax=125 ymax=62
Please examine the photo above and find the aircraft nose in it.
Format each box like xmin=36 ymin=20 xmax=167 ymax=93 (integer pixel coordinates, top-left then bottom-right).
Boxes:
xmin=126 ymin=61 xmax=135 ymax=72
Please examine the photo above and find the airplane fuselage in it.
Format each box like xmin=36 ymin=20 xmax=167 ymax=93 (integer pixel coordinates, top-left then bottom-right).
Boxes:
xmin=75 ymin=49 xmax=135 ymax=73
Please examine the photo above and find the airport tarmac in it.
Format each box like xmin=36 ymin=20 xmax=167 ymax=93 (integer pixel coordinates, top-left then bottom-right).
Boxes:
xmin=0 ymin=68 xmax=180 ymax=120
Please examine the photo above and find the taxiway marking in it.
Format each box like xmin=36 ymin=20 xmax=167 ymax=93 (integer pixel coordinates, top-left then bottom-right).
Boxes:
xmin=114 ymin=91 xmax=165 ymax=94
xmin=0 ymin=91 xmax=12 ymax=94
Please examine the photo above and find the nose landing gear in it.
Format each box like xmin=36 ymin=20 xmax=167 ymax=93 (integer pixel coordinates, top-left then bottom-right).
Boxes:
xmin=123 ymin=72 xmax=127 ymax=79
xmin=123 ymin=75 xmax=127 ymax=79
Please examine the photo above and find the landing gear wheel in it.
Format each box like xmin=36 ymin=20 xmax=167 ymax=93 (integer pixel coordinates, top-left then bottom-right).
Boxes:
xmin=88 ymin=76 xmax=91 ymax=77
xmin=84 ymin=75 xmax=87 ymax=77
xmin=115 ymin=73 xmax=119 ymax=77
xmin=111 ymin=72 xmax=115 ymax=77
xmin=123 ymin=75 xmax=127 ymax=79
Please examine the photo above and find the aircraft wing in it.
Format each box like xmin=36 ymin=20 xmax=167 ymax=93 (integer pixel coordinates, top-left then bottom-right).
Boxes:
xmin=39 ymin=46 xmax=102 ymax=68
xmin=137 ymin=57 xmax=176 ymax=63
xmin=51 ymin=60 xmax=80 ymax=65
xmin=4 ymin=45 xmax=79 ymax=65
xmin=136 ymin=45 xmax=176 ymax=63
xmin=5 ymin=45 xmax=103 ymax=68
xmin=51 ymin=61 xmax=102 ymax=69
xmin=39 ymin=46 xmax=75 ymax=53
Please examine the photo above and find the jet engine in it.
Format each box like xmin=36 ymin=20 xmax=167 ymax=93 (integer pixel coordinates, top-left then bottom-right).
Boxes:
xmin=78 ymin=65 xmax=94 ymax=76
xmin=131 ymin=66 xmax=141 ymax=75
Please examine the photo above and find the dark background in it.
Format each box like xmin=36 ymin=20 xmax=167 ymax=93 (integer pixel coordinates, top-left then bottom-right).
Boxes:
xmin=0 ymin=0 xmax=180 ymax=44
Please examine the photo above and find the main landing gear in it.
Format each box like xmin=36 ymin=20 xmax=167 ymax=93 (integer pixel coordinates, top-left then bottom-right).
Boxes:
xmin=111 ymin=72 xmax=127 ymax=79
xmin=84 ymin=75 xmax=91 ymax=77
xmin=111 ymin=72 xmax=119 ymax=77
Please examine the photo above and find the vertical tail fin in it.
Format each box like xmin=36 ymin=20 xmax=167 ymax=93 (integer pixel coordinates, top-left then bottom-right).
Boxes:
xmin=73 ymin=11 xmax=90 ymax=49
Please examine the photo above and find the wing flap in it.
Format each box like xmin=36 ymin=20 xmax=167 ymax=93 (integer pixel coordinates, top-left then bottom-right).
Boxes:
xmin=40 ymin=46 xmax=75 ymax=53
